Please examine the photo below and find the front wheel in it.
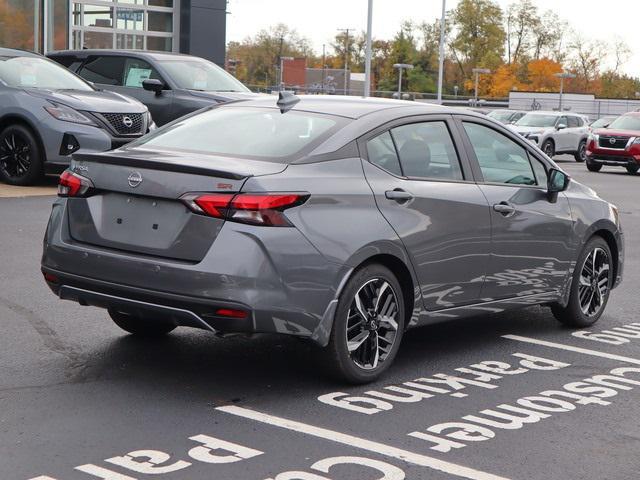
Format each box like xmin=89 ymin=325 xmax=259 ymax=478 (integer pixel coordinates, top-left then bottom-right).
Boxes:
xmin=541 ymin=139 xmax=555 ymax=158
xmin=325 ymin=264 xmax=405 ymax=384
xmin=109 ymin=309 xmax=176 ymax=337
xmin=0 ymin=124 xmax=44 ymax=185
xmin=586 ymin=159 xmax=602 ymax=172
xmin=574 ymin=140 xmax=587 ymax=162
xmin=626 ymin=164 xmax=639 ymax=175
xmin=551 ymin=237 xmax=613 ymax=327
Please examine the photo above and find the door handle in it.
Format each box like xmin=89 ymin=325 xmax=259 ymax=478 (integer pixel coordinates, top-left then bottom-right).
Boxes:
xmin=385 ymin=190 xmax=413 ymax=202
xmin=493 ymin=202 xmax=516 ymax=217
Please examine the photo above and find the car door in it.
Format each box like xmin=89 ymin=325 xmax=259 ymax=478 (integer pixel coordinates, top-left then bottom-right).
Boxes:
xmin=566 ymin=115 xmax=583 ymax=151
xmin=554 ymin=115 xmax=571 ymax=151
xmin=360 ymin=116 xmax=492 ymax=310
xmin=457 ymin=117 xmax=574 ymax=301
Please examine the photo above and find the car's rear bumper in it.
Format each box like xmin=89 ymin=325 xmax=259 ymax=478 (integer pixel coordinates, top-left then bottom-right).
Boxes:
xmin=41 ymin=199 xmax=348 ymax=346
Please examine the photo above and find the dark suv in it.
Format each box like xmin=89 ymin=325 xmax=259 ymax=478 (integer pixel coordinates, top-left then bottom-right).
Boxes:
xmin=586 ymin=112 xmax=640 ymax=174
xmin=47 ymin=50 xmax=258 ymax=126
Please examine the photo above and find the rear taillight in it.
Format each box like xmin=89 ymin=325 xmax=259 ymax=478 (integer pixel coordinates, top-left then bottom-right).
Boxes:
xmin=181 ymin=192 xmax=308 ymax=227
xmin=58 ymin=169 xmax=94 ymax=197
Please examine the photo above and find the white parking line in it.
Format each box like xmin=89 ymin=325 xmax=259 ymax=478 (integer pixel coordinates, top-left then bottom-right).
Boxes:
xmin=503 ymin=335 xmax=640 ymax=365
xmin=217 ymin=405 xmax=511 ymax=480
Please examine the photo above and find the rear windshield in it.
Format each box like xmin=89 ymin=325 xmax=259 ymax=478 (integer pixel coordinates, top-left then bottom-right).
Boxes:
xmin=488 ymin=111 xmax=514 ymax=122
xmin=608 ymin=115 xmax=640 ymax=131
xmin=134 ymin=106 xmax=346 ymax=161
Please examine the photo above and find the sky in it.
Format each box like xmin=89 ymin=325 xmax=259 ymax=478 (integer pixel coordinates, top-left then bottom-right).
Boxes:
xmin=226 ymin=0 xmax=640 ymax=76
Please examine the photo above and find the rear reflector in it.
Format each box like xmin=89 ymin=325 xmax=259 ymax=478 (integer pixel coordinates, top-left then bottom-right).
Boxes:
xmin=43 ymin=272 xmax=59 ymax=283
xmin=58 ymin=169 xmax=94 ymax=197
xmin=215 ymin=308 xmax=248 ymax=319
xmin=181 ymin=192 xmax=308 ymax=227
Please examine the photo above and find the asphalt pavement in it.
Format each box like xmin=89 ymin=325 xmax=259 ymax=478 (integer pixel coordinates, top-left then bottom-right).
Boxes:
xmin=1 ymin=158 xmax=639 ymax=480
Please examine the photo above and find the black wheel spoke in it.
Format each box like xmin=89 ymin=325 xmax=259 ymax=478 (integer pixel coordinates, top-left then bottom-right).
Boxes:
xmin=578 ymin=247 xmax=609 ymax=317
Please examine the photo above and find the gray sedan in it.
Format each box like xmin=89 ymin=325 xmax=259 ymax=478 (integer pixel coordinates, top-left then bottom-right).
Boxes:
xmin=41 ymin=94 xmax=624 ymax=383
xmin=0 ymin=48 xmax=152 ymax=185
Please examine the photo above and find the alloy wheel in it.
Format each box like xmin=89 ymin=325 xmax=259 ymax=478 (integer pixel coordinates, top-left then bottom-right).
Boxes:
xmin=543 ymin=142 xmax=554 ymax=157
xmin=579 ymin=143 xmax=587 ymax=161
xmin=345 ymin=278 xmax=400 ymax=370
xmin=0 ymin=132 xmax=32 ymax=179
xmin=578 ymin=247 xmax=610 ymax=317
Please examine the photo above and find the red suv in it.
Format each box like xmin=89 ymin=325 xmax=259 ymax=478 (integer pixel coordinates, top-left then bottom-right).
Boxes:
xmin=586 ymin=112 xmax=640 ymax=174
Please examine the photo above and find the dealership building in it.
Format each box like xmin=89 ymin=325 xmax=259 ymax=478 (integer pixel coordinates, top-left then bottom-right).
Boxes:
xmin=0 ymin=0 xmax=228 ymax=65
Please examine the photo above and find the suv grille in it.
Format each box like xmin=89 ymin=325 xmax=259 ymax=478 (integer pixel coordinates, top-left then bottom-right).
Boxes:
xmin=98 ymin=113 xmax=145 ymax=136
xmin=598 ymin=135 xmax=630 ymax=150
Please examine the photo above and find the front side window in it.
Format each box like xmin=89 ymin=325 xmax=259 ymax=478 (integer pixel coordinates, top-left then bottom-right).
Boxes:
xmin=366 ymin=131 xmax=402 ymax=176
xmin=158 ymin=58 xmax=249 ymax=92
xmin=0 ymin=56 xmax=92 ymax=91
xmin=390 ymin=121 xmax=463 ymax=180
xmin=79 ymin=56 xmax=125 ymax=86
xmin=123 ymin=58 xmax=163 ymax=88
xmin=463 ymin=122 xmax=537 ymax=186
xmin=134 ymin=107 xmax=344 ymax=161
xmin=568 ymin=116 xmax=579 ymax=128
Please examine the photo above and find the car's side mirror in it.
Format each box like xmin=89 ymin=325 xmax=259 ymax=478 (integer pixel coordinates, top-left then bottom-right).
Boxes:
xmin=142 ymin=78 xmax=165 ymax=96
xmin=556 ymin=123 xmax=567 ymax=130
xmin=547 ymin=168 xmax=570 ymax=202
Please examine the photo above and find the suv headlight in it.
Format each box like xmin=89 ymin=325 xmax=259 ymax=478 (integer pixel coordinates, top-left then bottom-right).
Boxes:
xmin=146 ymin=110 xmax=156 ymax=131
xmin=44 ymin=103 xmax=96 ymax=126
xmin=632 ymin=137 xmax=640 ymax=145
xmin=589 ymin=133 xmax=599 ymax=143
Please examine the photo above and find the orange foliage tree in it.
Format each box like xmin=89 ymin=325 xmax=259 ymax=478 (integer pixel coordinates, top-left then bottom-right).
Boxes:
xmin=526 ymin=58 xmax=562 ymax=92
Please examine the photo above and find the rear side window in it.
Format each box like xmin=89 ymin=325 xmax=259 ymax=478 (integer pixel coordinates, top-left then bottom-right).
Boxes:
xmin=123 ymin=57 xmax=163 ymax=88
xmin=366 ymin=131 xmax=402 ymax=176
xmin=79 ymin=56 xmax=125 ymax=85
xmin=391 ymin=121 xmax=463 ymax=180
xmin=463 ymin=122 xmax=537 ymax=186
xmin=136 ymin=107 xmax=345 ymax=161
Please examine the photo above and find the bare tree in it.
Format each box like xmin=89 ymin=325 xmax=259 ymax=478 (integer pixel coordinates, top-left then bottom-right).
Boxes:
xmin=506 ymin=0 xmax=539 ymax=64
xmin=570 ymin=33 xmax=608 ymax=91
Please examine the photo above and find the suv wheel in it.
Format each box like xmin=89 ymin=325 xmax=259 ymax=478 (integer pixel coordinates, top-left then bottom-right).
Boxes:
xmin=586 ymin=159 xmax=602 ymax=172
xmin=626 ymin=164 xmax=639 ymax=175
xmin=325 ymin=264 xmax=405 ymax=383
xmin=109 ymin=309 xmax=176 ymax=336
xmin=551 ymin=237 xmax=612 ymax=327
xmin=574 ymin=140 xmax=587 ymax=162
xmin=541 ymin=139 xmax=555 ymax=158
xmin=0 ymin=124 xmax=44 ymax=186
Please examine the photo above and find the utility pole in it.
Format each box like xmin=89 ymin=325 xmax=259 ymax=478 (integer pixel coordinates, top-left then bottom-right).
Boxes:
xmin=436 ymin=0 xmax=446 ymax=103
xmin=472 ymin=68 xmax=491 ymax=106
xmin=364 ymin=0 xmax=373 ymax=98
xmin=393 ymin=63 xmax=414 ymax=99
xmin=555 ymin=72 xmax=576 ymax=111
xmin=337 ymin=28 xmax=352 ymax=95
xmin=322 ymin=44 xmax=327 ymax=94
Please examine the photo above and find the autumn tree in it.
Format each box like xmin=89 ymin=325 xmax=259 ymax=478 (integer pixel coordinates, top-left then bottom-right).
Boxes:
xmin=526 ymin=58 xmax=562 ymax=91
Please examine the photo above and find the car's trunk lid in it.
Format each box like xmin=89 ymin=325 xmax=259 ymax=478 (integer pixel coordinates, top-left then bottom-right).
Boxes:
xmin=66 ymin=149 xmax=287 ymax=262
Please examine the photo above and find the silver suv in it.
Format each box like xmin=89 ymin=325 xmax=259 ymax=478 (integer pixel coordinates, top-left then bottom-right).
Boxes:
xmin=0 ymin=48 xmax=152 ymax=185
xmin=511 ymin=111 xmax=590 ymax=162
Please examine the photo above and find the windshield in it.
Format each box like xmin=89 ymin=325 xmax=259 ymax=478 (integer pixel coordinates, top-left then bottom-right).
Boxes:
xmin=488 ymin=111 xmax=514 ymax=122
xmin=159 ymin=59 xmax=250 ymax=92
xmin=515 ymin=114 xmax=558 ymax=128
xmin=135 ymin=106 xmax=344 ymax=160
xmin=607 ymin=115 xmax=640 ymax=131
xmin=0 ymin=56 xmax=92 ymax=91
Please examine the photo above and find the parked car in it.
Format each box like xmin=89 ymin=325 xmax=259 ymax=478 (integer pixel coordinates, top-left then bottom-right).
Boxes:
xmin=511 ymin=111 xmax=590 ymax=162
xmin=0 ymin=48 xmax=152 ymax=185
xmin=487 ymin=109 xmax=527 ymax=125
xmin=586 ymin=112 xmax=640 ymax=174
xmin=47 ymin=50 xmax=259 ymax=126
xmin=589 ymin=116 xmax=617 ymax=130
xmin=42 ymin=94 xmax=623 ymax=383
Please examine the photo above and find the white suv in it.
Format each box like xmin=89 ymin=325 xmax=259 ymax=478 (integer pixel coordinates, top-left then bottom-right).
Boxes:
xmin=510 ymin=111 xmax=590 ymax=162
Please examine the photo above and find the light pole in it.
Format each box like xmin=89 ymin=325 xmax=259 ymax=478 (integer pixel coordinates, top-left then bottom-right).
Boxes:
xmin=337 ymin=28 xmax=353 ymax=95
xmin=393 ymin=63 xmax=414 ymax=99
xmin=436 ymin=0 xmax=446 ymax=103
xmin=472 ymin=68 xmax=491 ymax=106
xmin=555 ymin=72 xmax=576 ymax=111
xmin=279 ymin=56 xmax=294 ymax=91
xmin=364 ymin=0 xmax=373 ymax=97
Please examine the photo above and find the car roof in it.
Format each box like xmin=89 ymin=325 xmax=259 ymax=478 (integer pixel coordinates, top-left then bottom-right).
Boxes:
xmin=47 ymin=49 xmax=198 ymax=62
xmin=0 ymin=48 xmax=41 ymax=58
xmin=524 ymin=110 xmax=585 ymax=117
xmin=224 ymin=95 xmax=457 ymax=120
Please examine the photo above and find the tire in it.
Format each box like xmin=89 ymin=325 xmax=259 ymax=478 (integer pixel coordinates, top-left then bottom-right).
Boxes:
xmin=551 ymin=236 xmax=613 ymax=328
xmin=574 ymin=140 xmax=587 ymax=162
xmin=626 ymin=164 xmax=639 ymax=175
xmin=0 ymin=124 xmax=44 ymax=186
xmin=325 ymin=264 xmax=405 ymax=384
xmin=586 ymin=159 xmax=602 ymax=172
xmin=541 ymin=139 xmax=555 ymax=158
xmin=108 ymin=309 xmax=176 ymax=336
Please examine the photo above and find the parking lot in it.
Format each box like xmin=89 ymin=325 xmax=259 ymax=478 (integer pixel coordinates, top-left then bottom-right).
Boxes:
xmin=1 ymin=158 xmax=639 ymax=480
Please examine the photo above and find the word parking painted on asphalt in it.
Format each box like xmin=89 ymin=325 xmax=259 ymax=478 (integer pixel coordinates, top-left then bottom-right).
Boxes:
xmin=318 ymin=353 xmax=569 ymax=415
xmin=571 ymin=322 xmax=640 ymax=346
